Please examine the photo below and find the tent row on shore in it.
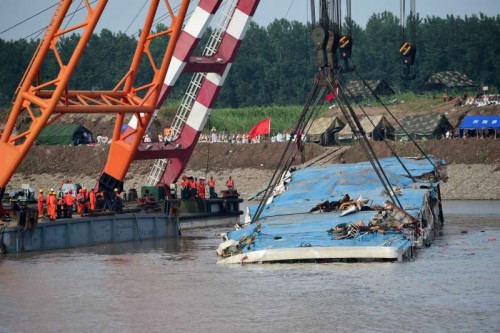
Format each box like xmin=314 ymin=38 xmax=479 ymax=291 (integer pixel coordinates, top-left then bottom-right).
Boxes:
xmin=306 ymin=114 xmax=500 ymax=145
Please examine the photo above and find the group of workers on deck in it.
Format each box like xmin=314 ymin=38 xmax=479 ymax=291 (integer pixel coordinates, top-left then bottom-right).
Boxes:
xmin=37 ymin=187 xmax=123 ymax=220
xmin=179 ymin=175 xmax=234 ymax=200
xmin=36 ymin=175 xmax=236 ymax=220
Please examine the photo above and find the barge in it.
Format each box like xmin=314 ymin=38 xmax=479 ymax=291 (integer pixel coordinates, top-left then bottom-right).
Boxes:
xmin=0 ymin=197 xmax=242 ymax=254
xmin=217 ymin=157 xmax=444 ymax=263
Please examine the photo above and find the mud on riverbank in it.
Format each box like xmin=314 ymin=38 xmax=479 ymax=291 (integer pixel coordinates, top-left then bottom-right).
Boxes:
xmin=8 ymin=140 xmax=500 ymax=200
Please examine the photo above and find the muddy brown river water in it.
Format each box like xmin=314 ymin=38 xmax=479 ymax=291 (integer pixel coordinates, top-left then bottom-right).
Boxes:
xmin=1 ymin=200 xmax=499 ymax=332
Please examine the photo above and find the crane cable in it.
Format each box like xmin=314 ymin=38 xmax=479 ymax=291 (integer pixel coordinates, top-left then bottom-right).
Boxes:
xmin=252 ymin=78 xmax=324 ymax=223
xmin=400 ymin=0 xmax=416 ymax=43
xmin=0 ymin=2 xmax=58 ymax=37
xmin=335 ymin=77 xmax=416 ymax=181
xmin=329 ymin=78 xmax=402 ymax=208
xmin=353 ymin=68 xmax=436 ymax=169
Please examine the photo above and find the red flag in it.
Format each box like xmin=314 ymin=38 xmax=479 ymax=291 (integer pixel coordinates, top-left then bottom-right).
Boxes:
xmin=325 ymin=87 xmax=339 ymax=103
xmin=248 ymin=118 xmax=270 ymax=139
xmin=325 ymin=92 xmax=335 ymax=103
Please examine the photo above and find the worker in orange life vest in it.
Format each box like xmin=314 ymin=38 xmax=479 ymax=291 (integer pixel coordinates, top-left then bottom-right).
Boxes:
xmin=82 ymin=187 xmax=90 ymax=213
xmin=37 ymin=189 xmax=45 ymax=218
xmin=89 ymin=189 xmax=97 ymax=212
xmin=208 ymin=176 xmax=216 ymax=198
xmin=48 ymin=190 xmax=57 ymax=221
xmin=76 ymin=189 xmax=85 ymax=216
xmin=46 ymin=189 xmax=51 ymax=206
xmin=198 ymin=178 xmax=206 ymax=199
xmin=64 ymin=190 xmax=74 ymax=218
xmin=226 ymin=176 xmax=234 ymax=189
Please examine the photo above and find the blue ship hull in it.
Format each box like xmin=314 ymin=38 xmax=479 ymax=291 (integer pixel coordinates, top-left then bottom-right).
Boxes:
xmin=218 ymin=157 xmax=444 ymax=263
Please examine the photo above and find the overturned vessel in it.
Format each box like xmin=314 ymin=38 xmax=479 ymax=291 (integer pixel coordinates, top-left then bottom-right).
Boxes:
xmin=217 ymin=157 xmax=444 ymax=263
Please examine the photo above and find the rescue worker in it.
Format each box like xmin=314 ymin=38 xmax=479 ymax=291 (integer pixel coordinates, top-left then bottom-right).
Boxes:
xmin=76 ymin=189 xmax=85 ymax=216
xmin=46 ymin=189 xmax=52 ymax=206
xmin=198 ymin=178 xmax=206 ymax=199
xmin=57 ymin=194 xmax=65 ymax=219
xmin=180 ymin=175 xmax=188 ymax=199
xmin=112 ymin=188 xmax=123 ymax=213
xmin=89 ymin=189 xmax=97 ymax=212
xmin=82 ymin=187 xmax=90 ymax=213
xmin=64 ymin=190 xmax=74 ymax=218
xmin=194 ymin=177 xmax=199 ymax=197
xmin=37 ymin=189 xmax=45 ymax=218
xmin=96 ymin=191 xmax=105 ymax=210
xmin=208 ymin=176 xmax=216 ymax=199
xmin=188 ymin=177 xmax=196 ymax=198
xmin=48 ymin=190 xmax=57 ymax=221
xmin=226 ymin=176 xmax=234 ymax=190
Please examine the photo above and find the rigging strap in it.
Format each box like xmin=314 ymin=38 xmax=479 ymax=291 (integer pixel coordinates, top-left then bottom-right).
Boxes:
xmin=329 ymin=79 xmax=402 ymax=208
xmin=353 ymin=69 xmax=436 ymax=169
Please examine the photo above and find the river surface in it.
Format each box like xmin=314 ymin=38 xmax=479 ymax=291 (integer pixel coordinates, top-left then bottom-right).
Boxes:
xmin=1 ymin=200 xmax=499 ymax=333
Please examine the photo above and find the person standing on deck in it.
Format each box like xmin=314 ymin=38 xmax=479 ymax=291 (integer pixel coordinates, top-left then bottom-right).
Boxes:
xmin=82 ymin=187 xmax=90 ymax=214
xmin=76 ymin=189 xmax=85 ymax=216
xmin=198 ymin=178 xmax=206 ymax=199
xmin=37 ymin=189 xmax=45 ymax=218
xmin=48 ymin=191 xmax=57 ymax=221
xmin=57 ymin=195 xmax=65 ymax=219
xmin=46 ymin=189 xmax=52 ymax=206
xmin=89 ymin=189 xmax=97 ymax=212
xmin=64 ymin=190 xmax=74 ymax=218
xmin=208 ymin=176 xmax=216 ymax=198
xmin=112 ymin=188 xmax=123 ymax=213
xmin=226 ymin=176 xmax=234 ymax=189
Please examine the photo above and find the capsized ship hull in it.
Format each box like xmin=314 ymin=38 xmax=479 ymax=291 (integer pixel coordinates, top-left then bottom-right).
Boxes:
xmin=218 ymin=157 xmax=444 ymax=263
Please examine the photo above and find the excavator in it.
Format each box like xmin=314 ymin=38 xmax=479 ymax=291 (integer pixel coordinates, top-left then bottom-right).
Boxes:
xmin=0 ymin=0 xmax=417 ymax=207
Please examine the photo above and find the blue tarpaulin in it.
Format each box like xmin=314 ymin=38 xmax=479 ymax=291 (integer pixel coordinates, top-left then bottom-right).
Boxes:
xmin=224 ymin=157 xmax=439 ymax=261
xmin=459 ymin=115 xmax=500 ymax=129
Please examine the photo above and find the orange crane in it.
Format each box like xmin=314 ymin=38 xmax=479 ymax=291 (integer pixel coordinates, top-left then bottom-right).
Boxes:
xmin=0 ymin=0 xmax=261 ymax=202
xmin=0 ymin=0 xmax=189 ymax=200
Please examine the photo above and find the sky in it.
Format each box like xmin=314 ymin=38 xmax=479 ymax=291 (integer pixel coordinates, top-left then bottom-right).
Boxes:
xmin=0 ymin=0 xmax=499 ymax=41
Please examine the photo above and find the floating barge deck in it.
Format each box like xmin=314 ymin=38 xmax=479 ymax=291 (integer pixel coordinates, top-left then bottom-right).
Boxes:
xmin=218 ymin=157 xmax=444 ymax=263
xmin=1 ymin=197 xmax=242 ymax=254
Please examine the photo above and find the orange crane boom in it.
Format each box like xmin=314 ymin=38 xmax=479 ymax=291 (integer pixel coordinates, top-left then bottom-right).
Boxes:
xmin=0 ymin=0 xmax=190 ymax=200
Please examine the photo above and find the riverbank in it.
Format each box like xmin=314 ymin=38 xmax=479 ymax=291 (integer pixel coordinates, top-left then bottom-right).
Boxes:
xmin=8 ymin=161 xmax=500 ymax=201
xmin=6 ymin=140 xmax=500 ymax=200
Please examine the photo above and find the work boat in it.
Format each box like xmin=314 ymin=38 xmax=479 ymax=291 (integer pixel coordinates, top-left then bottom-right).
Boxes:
xmin=217 ymin=157 xmax=444 ymax=264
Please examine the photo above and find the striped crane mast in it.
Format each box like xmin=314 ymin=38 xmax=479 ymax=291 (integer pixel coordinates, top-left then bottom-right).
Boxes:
xmin=127 ymin=0 xmax=260 ymax=188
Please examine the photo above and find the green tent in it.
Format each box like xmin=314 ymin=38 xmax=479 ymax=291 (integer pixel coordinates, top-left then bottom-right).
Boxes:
xmin=421 ymin=71 xmax=477 ymax=91
xmin=395 ymin=114 xmax=453 ymax=141
xmin=338 ymin=115 xmax=395 ymax=142
xmin=306 ymin=116 xmax=345 ymax=146
xmin=37 ymin=124 xmax=93 ymax=145
xmin=346 ymin=80 xmax=395 ymax=100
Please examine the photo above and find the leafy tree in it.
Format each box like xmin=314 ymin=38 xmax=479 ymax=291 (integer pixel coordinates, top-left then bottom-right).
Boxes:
xmin=1 ymin=13 xmax=499 ymax=109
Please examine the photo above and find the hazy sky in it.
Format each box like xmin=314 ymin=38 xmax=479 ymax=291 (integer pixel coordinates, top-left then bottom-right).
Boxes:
xmin=0 ymin=0 xmax=499 ymax=41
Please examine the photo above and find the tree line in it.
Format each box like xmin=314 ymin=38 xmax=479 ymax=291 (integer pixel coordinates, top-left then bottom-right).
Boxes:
xmin=0 ymin=12 xmax=498 ymax=109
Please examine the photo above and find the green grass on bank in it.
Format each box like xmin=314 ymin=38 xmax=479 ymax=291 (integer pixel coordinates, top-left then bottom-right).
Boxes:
xmin=146 ymin=90 xmax=479 ymax=134
xmin=208 ymin=105 xmax=305 ymax=134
